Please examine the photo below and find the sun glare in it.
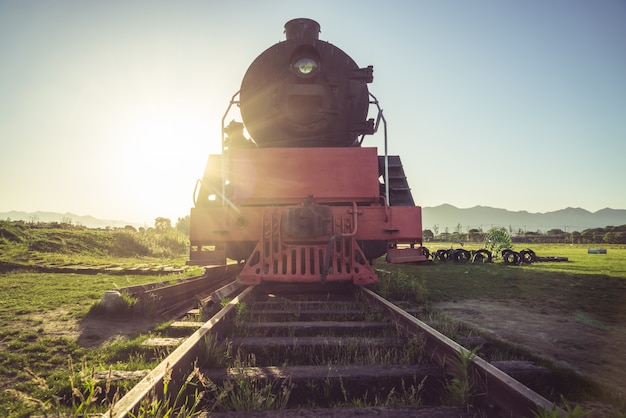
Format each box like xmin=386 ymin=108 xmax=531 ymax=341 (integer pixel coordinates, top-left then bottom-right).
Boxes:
xmin=107 ymin=101 xmax=221 ymax=222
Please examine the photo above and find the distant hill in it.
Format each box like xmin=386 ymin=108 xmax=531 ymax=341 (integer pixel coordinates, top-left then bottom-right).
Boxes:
xmin=422 ymin=204 xmax=626 ymax=232
xmin=0 ymin=211 xmax=142 ymax=229
xmin=3 ymin=206 xmax=626 ymax=233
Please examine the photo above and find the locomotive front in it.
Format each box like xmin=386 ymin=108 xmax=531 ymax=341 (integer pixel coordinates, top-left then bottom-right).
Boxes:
xmin=189 ymin=18 xmax=427 ymax=285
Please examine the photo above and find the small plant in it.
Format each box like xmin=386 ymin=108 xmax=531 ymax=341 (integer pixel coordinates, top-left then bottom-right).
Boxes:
xmin=5 ymin=356 xmax=124 ymax=416
xmin=67 ymin=356 xmax=109 ymax=415
xmin=532 ymin=396 xmax=593 ymax=418
xmin=364 ymin=306 xmax=384 ymax=322
xmin=128 ymin=364 xmax=206 ymax=418
xmin=373 ymin=269 xmax=427 ymax=302
xmin=234 ymin=302 xmax=249 ymax=326
xmin=206 ymin=352 xmax=293 ymax=412
xmin=201 ymin=334 xmax=231 ymax=369
xmin=87 ymin=291 xmax=162 ymax=319
xmin=403 ymin=334 xmax=426 ymax=364
xmin=442 ymin=347 xmax=478 ymax=406
xmin=483 ymin=228 xmax=513 ymax=259
xmin=336 ymin=376 xmax=354 ymax=407
xmin=378 ymin=376 xmax=426 ymax=407
xmin=4 ymin=368 xmax=59 ymax=416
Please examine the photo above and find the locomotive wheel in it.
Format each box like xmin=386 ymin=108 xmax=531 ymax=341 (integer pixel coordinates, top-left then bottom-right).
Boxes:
xmin=435 ymin=249 xmax=449 ymax=262
xmin=433 ymin=249 xmax=441 ymax=261
xmin=471 ymin=249 xmax=493 ymax=263
xmin=453 ymin=249 xmax=471 ymax=263
xmin=519 ymin=248 xmax=537 ymax=264
xmin=502 ymin=250 xmax=520 ymax=265
xmin=440 ymin=249 xmax=452 ymax=262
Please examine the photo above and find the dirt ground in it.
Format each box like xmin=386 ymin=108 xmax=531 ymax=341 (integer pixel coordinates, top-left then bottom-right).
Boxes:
xmin=432 ymin=299 xmax=626 ymax=399
xmin=30 ymin=308 xmax=162 ymax=348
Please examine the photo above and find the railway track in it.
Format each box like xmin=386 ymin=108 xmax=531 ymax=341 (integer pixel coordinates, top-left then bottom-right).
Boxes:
xmin=104 ymin=264 xmax=243 ymax=318
xmin=103 ymin=279 xmax=565 ymax=417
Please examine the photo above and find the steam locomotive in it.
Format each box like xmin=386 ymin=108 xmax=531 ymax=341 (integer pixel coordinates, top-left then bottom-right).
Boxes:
xmin=188 ymin=18 xmax=427 ymax=285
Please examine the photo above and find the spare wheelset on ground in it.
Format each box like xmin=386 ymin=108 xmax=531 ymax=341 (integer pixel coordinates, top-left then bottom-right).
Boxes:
xmin=428 ymin=246 xmax=567 ymax=265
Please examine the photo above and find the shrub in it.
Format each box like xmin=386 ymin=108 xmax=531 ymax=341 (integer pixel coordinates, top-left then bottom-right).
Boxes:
xmin=0 ymin=221 xmax=27 ymax=243
xmin=110 ymin=232 xmax=151 ymax=257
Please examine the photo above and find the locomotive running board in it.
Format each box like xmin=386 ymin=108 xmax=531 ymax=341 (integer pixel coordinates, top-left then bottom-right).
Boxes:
xmin=386 ymin=247 xmax=429 ymax=264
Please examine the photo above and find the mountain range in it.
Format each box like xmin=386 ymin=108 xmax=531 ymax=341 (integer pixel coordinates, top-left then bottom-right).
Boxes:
xmin=422 ymin=204 xmax=626 ymax=233
xmin=2 ymin=205 xmax=626 ymax=232
xmin=0 ymin=211 xmax=143 ymax=229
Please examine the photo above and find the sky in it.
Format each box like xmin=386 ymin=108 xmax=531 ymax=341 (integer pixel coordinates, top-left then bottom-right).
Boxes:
xmin=1 ymin=0 xmax=625 ymax=225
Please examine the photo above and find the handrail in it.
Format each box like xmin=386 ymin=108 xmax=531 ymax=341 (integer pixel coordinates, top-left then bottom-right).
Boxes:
xmin=221 ymin=90 xmax=241 ymax=153
xmin=192 ymin=178 xmax=202 ymax=206
xmin=343 ymin=201 xmax=359 ymax=237
xmin=220 ymin=91 xmax=241 ymax=206
xmin=367 ymin=92 xmax=389 ymax=206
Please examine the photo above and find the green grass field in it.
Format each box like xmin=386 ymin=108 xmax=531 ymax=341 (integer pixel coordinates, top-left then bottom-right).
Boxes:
xmin=392 ymin=243 xmax=626 ymax=322
xmin=0 ymin=270 xmax=196 ymax=417
xmin=1 ymin=242 xmax=625 ymax=416
xmin=423 ymin=242 xmax=626 ymax=279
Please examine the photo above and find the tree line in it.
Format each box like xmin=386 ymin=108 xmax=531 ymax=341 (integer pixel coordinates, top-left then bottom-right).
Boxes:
xmin=423 ymin=224 xmax=626 ymax=244
xmin=0 ymin=216 xmax=192 ymax=258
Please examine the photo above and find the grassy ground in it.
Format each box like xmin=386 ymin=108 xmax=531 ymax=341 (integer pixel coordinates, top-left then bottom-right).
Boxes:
xmin=1 ymin=242 xmax=625 ymax=416
xmin=376 ymin=243 xmax=626 ymax=416
xmin=413 ymin=243 xmax=626 ymax=311
xmin=423 ymin=242 xmax=626 ymax=279
xmin=378 ymin=243 xmax=626 ymax=339
xmin=0 ymin=268 xmax=203 ymax=417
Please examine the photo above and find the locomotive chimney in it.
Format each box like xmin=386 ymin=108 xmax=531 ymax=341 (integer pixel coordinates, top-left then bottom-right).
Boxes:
xmin=284 ymin=18 xmax=320 ymax=40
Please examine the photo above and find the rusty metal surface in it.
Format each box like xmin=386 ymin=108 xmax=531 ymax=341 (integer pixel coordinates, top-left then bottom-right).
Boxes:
xmin=229 ymin=147 xmax=380 ymax=204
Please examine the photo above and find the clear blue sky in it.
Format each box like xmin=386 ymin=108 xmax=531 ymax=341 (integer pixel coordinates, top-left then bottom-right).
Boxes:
xmin=1 ymin=0 xmax=625 ymax=224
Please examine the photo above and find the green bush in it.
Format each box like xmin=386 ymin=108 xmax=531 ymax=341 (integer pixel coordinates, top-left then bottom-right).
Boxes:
xmin=0 ymin=221 xmax=27 ymax=243
xmin=110 ymin=232 xmax=151 ymax=257
xmin=0 ymin=219 xmax=190 ymax=260
xmin=28 ymin=235 xmax=66 ymax=253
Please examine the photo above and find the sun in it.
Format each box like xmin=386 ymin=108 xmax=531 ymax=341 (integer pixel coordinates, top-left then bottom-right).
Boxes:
xmin=105 ymin=100 xmax=221 ymax=223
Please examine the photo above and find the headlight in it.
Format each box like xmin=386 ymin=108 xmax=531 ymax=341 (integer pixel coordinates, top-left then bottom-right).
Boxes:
xmin=292 ymin=57 xmax=319 ymax=78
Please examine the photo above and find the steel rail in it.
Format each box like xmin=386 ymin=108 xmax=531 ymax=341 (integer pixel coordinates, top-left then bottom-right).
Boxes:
xmin=114 ymin=265 xmax=243 ymax=317
xmin=103 ymin=282 xmax=565 ymax=417
xmin=359 ymin=286 xmax=566 ymax=418
xmin=104 ymin=285 xmax=255 ymax=418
